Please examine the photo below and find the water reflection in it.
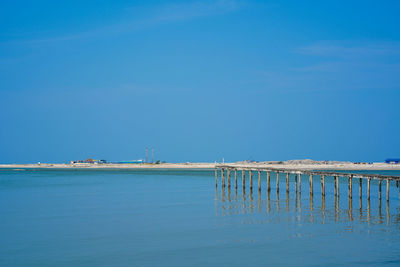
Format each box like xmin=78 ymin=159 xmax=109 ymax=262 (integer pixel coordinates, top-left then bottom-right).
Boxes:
xmin=215 ymin=185 xmax=400 ymax=225
xmin=348 ymin=196 xmax=353 ymax=221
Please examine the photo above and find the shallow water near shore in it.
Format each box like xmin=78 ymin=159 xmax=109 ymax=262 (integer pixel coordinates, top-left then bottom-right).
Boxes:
xmin=0 ymin=169 xmax=400 ymax=266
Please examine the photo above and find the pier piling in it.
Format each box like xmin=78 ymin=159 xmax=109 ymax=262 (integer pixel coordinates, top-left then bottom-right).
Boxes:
xmin=334 ymin=176 xmax=337 ymax=196
xmin=216 ymin=165 xmax=400 ymax=210
xmin=235 ymin=169 xmax=238 ymax=189
xmin=222 ymin=169 xmax=225 ymax=188
xmin=336 ymin=176 xmax=340 ymax=197
xmin=386 ymin=179 xmax=389 ymax=203
xmin=286 ymin=172 xmax=289 ymax=193
xmin=298 ymin=173 xmax=301 ymax=194
xmin=215 ymin=168 xmax=217 ymax=188
xmin=276 ymin=172 xmax=280 ymax=194
xmin=348 ymin=175 xmax=353 ymax=199
xmin=367 ymin=178 xmax=371 ymax=200
xmin=249 ymin=170 xmax=253 ymax=190
xmin=227 ymin=170 xmax=231 ymax=188
xmin=242 ymin=170 xmax=245 ymax=190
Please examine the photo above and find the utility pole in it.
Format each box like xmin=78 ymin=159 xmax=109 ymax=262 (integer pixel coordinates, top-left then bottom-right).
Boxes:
xmin=151 ymin=147 xmax=154 ymax=164
xmin=145 ymin=147 xmax=148 ymax=163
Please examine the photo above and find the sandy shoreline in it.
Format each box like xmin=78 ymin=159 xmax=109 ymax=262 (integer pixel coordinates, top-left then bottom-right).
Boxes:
xmin=1 ymin=162 xmax=400 ymax=171
xmin=0 ymin=163 xmax=216 ymax=170
xmin=224 ymin=162 xmax=400 ymax=171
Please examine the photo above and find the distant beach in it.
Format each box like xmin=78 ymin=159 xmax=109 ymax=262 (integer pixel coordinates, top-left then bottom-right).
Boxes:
xmin=1 ymin=160 xmax=400 ymax=171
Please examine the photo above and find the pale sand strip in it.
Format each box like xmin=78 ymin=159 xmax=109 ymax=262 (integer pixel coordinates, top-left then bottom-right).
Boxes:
xmin=0 ymin=162 xmax=400 ymax=171
xmin=0 ymin=163 xmax=215 ymax=169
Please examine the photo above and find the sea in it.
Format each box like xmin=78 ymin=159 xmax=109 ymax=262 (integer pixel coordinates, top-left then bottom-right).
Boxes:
xmin=0 ymin=168 xmax=399 ymax=266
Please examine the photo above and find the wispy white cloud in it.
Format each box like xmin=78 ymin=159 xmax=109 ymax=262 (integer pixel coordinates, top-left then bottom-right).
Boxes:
xmin=5 ymin=0 xmax=241 ymax=45
xmin=143 ymin=0 xmax=240 ymax=24
xmin=256 ymin=40 xmax=400 ymax=91
xmin=297 ymin=41 xmax=400 ymax=59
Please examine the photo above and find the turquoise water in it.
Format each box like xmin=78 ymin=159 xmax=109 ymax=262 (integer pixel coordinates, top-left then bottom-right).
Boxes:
xmin=0 ymin=169 xmax=400 ymax=266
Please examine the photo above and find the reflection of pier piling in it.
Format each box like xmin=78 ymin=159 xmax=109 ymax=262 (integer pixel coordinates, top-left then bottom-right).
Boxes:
xmin=215 ymin=173 xmax=399 ymax=226
xmin=216 ymin=165 xmax=400 ymax=212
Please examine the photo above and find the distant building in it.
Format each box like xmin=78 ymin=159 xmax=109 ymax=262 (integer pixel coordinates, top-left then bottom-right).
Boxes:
xmin=385 ymin=158 xmax=400 ymax=164
xmin=85 ymin=158 xmax=94 ymax=163
xmin=70 ymin=159 xmax=107 ymax=164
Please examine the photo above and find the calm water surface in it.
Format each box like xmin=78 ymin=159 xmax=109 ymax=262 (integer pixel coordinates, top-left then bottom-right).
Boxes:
xmin=0 ymin=169 xmax=400 ymax=266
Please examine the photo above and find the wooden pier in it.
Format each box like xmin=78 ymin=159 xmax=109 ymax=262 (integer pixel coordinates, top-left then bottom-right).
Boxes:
xmin=215 ymin=165 xmax=400 ymax=204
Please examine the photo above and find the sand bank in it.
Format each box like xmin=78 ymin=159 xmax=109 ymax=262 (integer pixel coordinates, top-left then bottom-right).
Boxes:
xmin=0 ymin=163 xmax=216 ymax=169
xmin=0 ymin=162 xmax=400 ymax=171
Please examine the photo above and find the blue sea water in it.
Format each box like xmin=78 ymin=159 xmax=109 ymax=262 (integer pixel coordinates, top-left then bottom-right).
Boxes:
xmin=0 ymin=168 xmax=400 ymax=266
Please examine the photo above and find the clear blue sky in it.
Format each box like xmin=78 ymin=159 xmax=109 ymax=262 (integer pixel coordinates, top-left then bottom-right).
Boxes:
xmin=1 ymin=0 xmax=399 ymax=163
